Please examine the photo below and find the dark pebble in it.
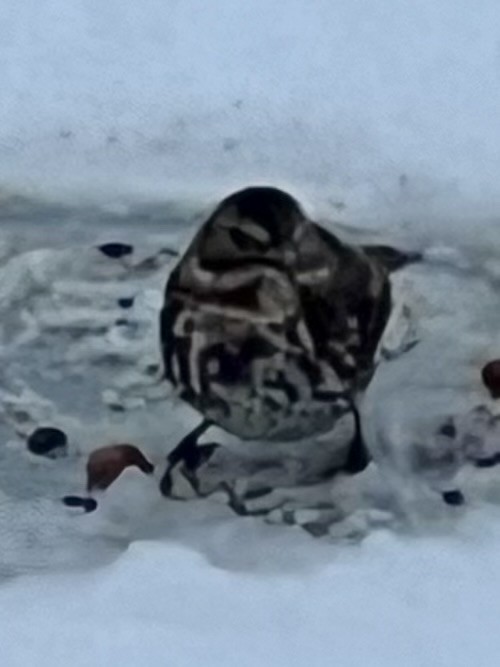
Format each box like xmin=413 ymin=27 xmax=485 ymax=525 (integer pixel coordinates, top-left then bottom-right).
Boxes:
xmin=108 ymin=403 xmax=126 ymax=412
xmin=482 ymin=360 xmax=500 ymax=398
xmin=475 ymin=456 xmax=498 ymax=469
xmin=27 ymin=427 xmax=68 ymax=457
xmin=438 ymin=421 xmax=456 ymax=439
xmin=118 ymin=297 xmax=134 ymax=309
xmin=442 ymin=489 xmax=465 ymax=506
xmin=98 ymin=243 xmax=134 ymax=259
xmin=62 ymin=496 xmax=98 ymax=513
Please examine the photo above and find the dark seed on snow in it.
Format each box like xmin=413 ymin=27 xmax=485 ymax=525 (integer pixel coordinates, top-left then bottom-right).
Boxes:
xmin=438 ymin=421 xmax=456 ymax=439
xmin=108 ymin=403 xmax=126 ymax=412
xmin=442 ymin=489 xmax=465 ymax=506
xmin=62 ymin=496 xmax=98 ymax=512
xmin=475 ymin=456 xmax=497 ymax=469
xmin=98 ymin=243 xmax=134 ymax=259
xmin=118 ymin=297 xmax=134 ymax=309
xmin=61 ymin=495 xmax=83 ymax=507
xmin=27 ymin=427 xmax=68 ymax=457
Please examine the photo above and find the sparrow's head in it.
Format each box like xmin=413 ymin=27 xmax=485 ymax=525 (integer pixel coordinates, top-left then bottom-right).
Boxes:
xmin=204 ymin=186 xmax=307 ymax=256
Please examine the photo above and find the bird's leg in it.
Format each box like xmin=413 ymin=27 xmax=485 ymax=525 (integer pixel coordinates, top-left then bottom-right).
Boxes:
xmin=317 ymin=402 xmax=371 ymax=482
xmin=160 ymin=419 xmax=220 ymax=497
xmin=343 ymin=405 xmax=371 ymax=474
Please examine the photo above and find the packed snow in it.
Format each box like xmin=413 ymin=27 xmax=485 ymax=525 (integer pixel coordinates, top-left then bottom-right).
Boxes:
xmin=2 ymin=1 xmax=500 ymax=665
xmin=2 ymin=0 xmax=500 ymax=221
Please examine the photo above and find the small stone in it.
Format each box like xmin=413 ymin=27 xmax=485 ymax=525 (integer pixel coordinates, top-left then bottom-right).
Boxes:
xmin=98 ymin=243 xmax=133 ymax=259
xmin=108 ymin=403 xmax=126 ymax=413
xmin=27 ymin=427 xmax=68 ymax=458
xmin=482 ymin=360 xmax=500 ymax=398
xmin=442 ymin=489 xmax=465 ymax=506
xmin=62 ymin=496 xmax=98 ymax=513
xmin=118 ymin=297 xmax=134 ymax=309
xmin=87 ymin=444 xmax=155 ymax=491
xmin=438 ymin=420 xmax=456 ymax=439
xmin=475 ymin=456 xmax=497 ymax=469
xmin=62 ymin=495 xmax=84 ymax=507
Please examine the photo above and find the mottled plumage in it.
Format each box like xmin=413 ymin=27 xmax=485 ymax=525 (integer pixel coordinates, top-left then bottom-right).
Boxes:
xmin=160 ymin=187 xmax=415 ymax=444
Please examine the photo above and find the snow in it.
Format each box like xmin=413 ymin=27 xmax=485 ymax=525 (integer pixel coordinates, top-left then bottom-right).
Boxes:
xmin=3 ymin=515 xmax=500 ymax=667
xmin=0 ymin=209 xmax=499 ymax=667
xmin=2 ymin=1 xmax=500 ymax=665
xmin=2 ymin=0 xmax=500 ymax=220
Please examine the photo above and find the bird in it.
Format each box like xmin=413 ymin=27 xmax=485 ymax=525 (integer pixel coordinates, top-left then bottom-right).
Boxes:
xmin=159 ymin=186 xmax=420 ymax=499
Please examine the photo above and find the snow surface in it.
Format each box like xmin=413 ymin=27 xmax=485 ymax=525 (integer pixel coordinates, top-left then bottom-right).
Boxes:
xmin=2 ymin=0 xmax=500 ymax=221
xmin=4 ymin=516 xmax=500 ymax=667
xmin=2 ymin=1 xmax=500 ymax=665
xmin=0 ymin=209 xmax=497 ymax=666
